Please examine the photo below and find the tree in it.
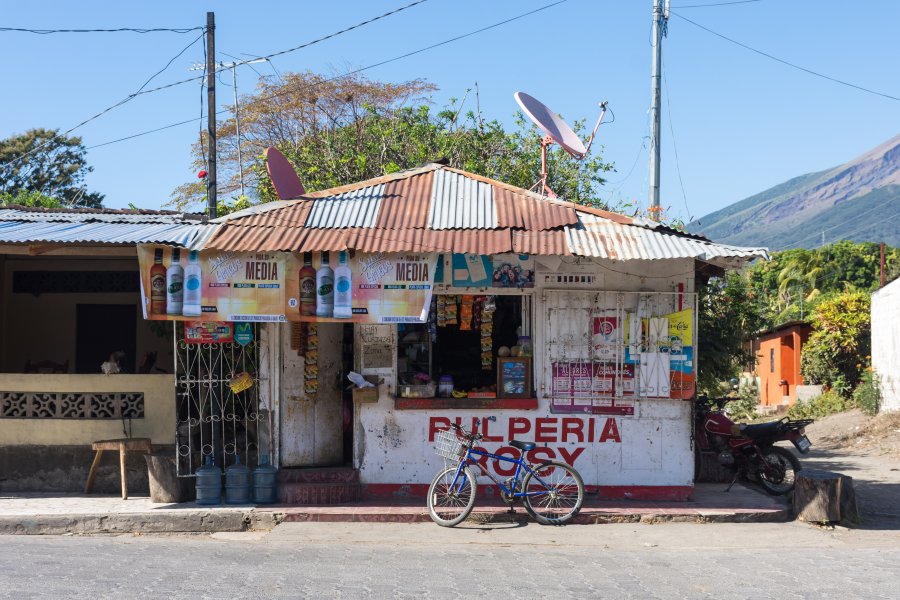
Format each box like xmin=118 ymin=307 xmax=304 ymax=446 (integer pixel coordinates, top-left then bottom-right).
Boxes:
xmin=0 ymin=189 xmax=64 ymax=208
xmin=0 ymin=128 xmax=104 ymax=208
xmin=697 ymin=272 xmax=766 ymax=395
xmin=800 ymin=290 xmax=871 ymax=396
xmin=170 ymin=71 xmax=614 ymax=211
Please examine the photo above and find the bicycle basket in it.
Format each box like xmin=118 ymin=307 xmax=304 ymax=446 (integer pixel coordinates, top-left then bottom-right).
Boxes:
xmin=434 ymin=428 xmax=466 ymax=460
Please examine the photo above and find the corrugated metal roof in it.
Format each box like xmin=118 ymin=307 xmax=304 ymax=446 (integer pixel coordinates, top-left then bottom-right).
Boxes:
xmin=201 ymin=164 xmax=767 ymax=266
xmin=428 ymin=169 xmax=496 ymax=230
xmin=0 ymin=208 xmax=202 ymax=225
xmin=0 ymin=220 xmax=217 ymax=250
xmin=564 ymin=214 xmax=768 ymax=262
xmin=305 ymin=184 xmax=383 ymax=228
xmin=376 ymin=171 xmax=432 ymax=229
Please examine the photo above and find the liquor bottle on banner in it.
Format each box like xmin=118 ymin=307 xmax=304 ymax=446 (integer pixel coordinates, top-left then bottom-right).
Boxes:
xmin=299 ymin=252 xmax=316 ymax=317
xmin=166 ymin=248 xmax=184 ymax=316
xmin=183 ymin=250 xmax=203 ymax=317
xmin=333 ymin=251 xmax=352 ymax=319
xmin=315 ymin=251 xmax=334 ymax=318
xmin=150 ymin=248 xmax=167 ymax=315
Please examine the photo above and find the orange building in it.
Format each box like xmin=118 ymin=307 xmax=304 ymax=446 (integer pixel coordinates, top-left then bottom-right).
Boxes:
xmin=754 ymin=321 xmax=812 ymax=408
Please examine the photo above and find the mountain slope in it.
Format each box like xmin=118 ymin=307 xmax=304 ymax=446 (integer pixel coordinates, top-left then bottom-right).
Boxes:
xmin=687 ymin=134 xmax=900 ymax=250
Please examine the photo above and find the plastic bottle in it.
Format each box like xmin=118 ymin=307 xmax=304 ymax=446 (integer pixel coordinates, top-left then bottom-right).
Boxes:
xmin=182 ymin=250 xmax=203 ymax=317
xmin=333 ymin=251 xmax=352 ymax=319
xmin=315 ymin=252 xmax=334 ymax=318
xmin=166 ymin=248 xmax=184 ymax=316
xmin=299 ymin=251 xmax=316 ymax=317
xmin=150 ymin=248 xmax=167 ymax=315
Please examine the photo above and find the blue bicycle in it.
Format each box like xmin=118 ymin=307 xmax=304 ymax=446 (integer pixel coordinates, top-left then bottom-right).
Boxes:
xmin=428 ymin=421 xmax=585 ymax=527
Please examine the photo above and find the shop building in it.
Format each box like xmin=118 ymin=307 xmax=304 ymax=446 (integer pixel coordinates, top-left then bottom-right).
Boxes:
xmin=186 ymin=163 xmax=766 ymax=501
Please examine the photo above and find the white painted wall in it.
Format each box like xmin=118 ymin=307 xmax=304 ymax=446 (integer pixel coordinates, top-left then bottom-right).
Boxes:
xmin=355 ymin=257 xmax=697 ymax=490
xmin=872 ymin=279 xmax=900 ymax=412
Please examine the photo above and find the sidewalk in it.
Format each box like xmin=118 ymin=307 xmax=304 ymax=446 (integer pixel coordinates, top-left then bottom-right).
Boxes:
xmin=0 ymin=483 xmax=789 ymax=535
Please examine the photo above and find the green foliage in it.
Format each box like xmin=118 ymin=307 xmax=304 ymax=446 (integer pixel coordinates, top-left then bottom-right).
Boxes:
xmin=724 ymin=381 xmax=760 ymax=421
xmin=0 ymin=128 xmax=104 ymax=208
xmin=170 ymin=72 xmax=615 ymax=213
xmin=0 ymin=189 xmax=64 ymax=208
xmin=800 ymin=290 xmax=870 ymax=394
xmin=788 ymin=389 xmax=853 ymax=420
xmin=853 ymin=370 xmax=881 ymax=416
xmin=697 ymin=272 xmax=766 ymax=395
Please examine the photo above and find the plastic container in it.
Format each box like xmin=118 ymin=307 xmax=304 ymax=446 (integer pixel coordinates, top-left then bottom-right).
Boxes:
xmin=195 ymin=455 xmax=222 ymax=505
xmin=398 ymin=383 xmax=436 ymax=398
xmin=253 ymin=455 xmax=278 ymax=504
xmin=225 ymin=454 xmax=253 ymax=505
xmin=438 ymin=375 xmax=454 ymax=398
xmin=518 ymin=336 xmax=532 ymax=356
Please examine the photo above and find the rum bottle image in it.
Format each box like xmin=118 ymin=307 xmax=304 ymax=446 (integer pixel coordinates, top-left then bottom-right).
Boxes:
xmin=182 ymin=250 xmax=203 ymax=317
xmin=150 ymin=248 xmax=167 ymax=315
xmin=299 ymin=251 xmax=316 ymax=317
xmin=166 ymin=248 xmax=184 ymax=316
xmin=333 ymin=251 xmax=352 ymax=319
xmin=315 ymin=251 xmax=334 ymax=318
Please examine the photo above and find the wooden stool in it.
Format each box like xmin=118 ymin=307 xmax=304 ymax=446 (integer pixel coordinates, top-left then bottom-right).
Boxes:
xmin=84 ymin=438 xmax=153 ymax=499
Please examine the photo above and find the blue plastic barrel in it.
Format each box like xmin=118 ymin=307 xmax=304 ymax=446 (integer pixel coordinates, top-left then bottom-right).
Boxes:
xmin=195 ymin=455 xmax=222 ymax=505
xmin=225 ymin=454 xmax=252 ymax=505
xmin=253 ymin=455 xmax=278 ymax=504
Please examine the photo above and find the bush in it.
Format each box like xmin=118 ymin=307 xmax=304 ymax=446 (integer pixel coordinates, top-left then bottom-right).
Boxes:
xmin=788 ymin=389 xmax=853 ymax=420
xmin=800 ymin=290 xmax=870 ymax=396
xmin=853 ymin=370 xmax=881 ymax=416
xmin=724 ymin=382 xmax=760 ymax=422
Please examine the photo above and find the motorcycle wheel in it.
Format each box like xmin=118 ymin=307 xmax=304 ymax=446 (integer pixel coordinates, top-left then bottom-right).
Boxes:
xmin=755 ymin=446 xmax=801 ymax=495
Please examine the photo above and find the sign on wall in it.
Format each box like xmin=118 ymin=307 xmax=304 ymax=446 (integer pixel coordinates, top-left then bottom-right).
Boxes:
xmin=137 ymin=246 xmax=286 ymax=322
xmin=285 ymin=252 xmax=438 ymax=324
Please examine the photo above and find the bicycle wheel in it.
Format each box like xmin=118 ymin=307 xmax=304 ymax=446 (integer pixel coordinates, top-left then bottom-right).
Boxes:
xmin=522 ymin=461 xmax=585 ymax=525
xmin=427 ymin=465 xmax=477 ymax=527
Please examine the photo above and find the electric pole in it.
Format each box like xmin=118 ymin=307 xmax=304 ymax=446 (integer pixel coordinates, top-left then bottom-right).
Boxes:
xmin=648 ymin=0 xmax=668 ymax=221
xmin=206 ymin=12 xmax=217 ymax=219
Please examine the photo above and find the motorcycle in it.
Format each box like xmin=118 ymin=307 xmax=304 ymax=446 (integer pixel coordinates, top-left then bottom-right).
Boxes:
xmin=694 ymin=396 xmax=813 ymax=495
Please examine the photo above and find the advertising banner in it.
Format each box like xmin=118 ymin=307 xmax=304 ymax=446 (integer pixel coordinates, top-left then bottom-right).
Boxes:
xmin=550 ymin=361 xmax=636 ymax=416
xmin=137 ymin=245 xmax=287 ymax=322
xmin=184 ymin=321 xmax=234 ymax=344
xmin=285 ymin=251 xmax=438 ymax=323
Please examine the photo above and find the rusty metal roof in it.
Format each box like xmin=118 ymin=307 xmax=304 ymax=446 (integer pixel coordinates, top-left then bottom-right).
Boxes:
xmin=204 ymin=164 xmax=767 ymax=266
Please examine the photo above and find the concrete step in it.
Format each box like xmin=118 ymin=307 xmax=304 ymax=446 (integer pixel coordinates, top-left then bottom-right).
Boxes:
xmin=277 ymin=482 xmax=362 ymax=505
xmin=277 ymin=466 xmax=359 ymax=484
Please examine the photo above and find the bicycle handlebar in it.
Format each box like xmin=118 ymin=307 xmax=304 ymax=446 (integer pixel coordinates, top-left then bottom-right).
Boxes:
xmin=451 ymin=422 xmax=483 ymax=443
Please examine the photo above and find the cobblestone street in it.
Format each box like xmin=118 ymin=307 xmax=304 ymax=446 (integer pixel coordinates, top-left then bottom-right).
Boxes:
xmin=1 ymin=521 xmax=897 ymax=599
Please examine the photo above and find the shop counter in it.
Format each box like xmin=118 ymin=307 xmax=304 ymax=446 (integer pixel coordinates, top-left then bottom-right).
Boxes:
xmin=393 ymin=396 xmax=538 ymax=410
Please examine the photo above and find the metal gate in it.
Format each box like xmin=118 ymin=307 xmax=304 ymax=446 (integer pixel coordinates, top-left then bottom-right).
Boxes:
xmin=174 ymin=323 xmax=271 ymax=476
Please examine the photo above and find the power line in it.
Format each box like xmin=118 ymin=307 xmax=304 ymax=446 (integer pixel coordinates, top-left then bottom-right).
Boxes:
xmin=6 ymin=31 xmax=206 ymax=167
xmin=85 ymin=0 xmax=570 ymax=151
xmin=0 ymin=26 xmax=203 ymax=34
xmin=674 ymin=0 xmax=761 ymax=8
xmin=663 ymin=71 xmax=692 ymax=222
xmin=670 ymin=11 xmax=900 ymax=103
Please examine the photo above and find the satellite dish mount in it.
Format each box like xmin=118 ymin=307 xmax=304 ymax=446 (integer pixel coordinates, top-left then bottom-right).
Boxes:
xmin=514 ymin=92 xmax=608 ymax=198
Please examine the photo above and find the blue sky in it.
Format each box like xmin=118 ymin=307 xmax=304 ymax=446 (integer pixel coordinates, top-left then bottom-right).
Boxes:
xmin=2 ymin=0 xmax=898 ymax=221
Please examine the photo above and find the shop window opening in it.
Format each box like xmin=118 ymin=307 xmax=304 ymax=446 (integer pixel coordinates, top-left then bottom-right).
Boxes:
xmin=396 ymin=295 xmax=532 ymax=399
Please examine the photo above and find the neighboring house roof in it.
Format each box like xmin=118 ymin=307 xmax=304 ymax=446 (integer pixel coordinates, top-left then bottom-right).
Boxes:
xmin=0 ymin=205 xmax=216 ymax=250
xmin=204 ymin=163 xmax=769 ymax=267
xmin=754 ymin=320 xmax=813 ymax=340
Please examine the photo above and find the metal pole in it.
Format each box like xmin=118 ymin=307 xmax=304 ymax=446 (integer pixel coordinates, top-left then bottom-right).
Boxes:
xmin=232 ymin=65 xmax=245 ymax=198
xmin=881 ymin=242 xmax=886 ymax=288
xmin=648 ymin=0 xmax=664 ymax=220
xmin=206 ymin=12 xmax=217 ymax=219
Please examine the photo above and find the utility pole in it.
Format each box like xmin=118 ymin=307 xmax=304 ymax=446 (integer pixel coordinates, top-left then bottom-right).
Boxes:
xmin=881 ymin=242 xmax=886 ymax=287
xmin=206 ymin=11 xmax=217 ymax=219
xmin=648 ymin=0 xmax=668 ymax=220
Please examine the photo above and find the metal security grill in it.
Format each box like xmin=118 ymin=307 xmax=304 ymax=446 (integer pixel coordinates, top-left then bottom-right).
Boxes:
xmin=174 ymin=323 xmax=271 ymax=476
xmin=543 ymin=290 xmax=698 ymax=415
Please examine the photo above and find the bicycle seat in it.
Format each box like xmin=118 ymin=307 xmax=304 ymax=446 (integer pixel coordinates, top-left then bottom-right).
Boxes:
xmin=509 ymin=440 xmax=536 ymax=452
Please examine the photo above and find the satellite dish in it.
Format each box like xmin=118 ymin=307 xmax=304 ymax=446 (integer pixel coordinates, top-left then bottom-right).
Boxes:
xmin=265 ymin=147 xmax=306 ymax=200
xmin=513 ymin=92 xmax=608 ymax=197
xmin=515 ymin=92 xmax=587 ymax=158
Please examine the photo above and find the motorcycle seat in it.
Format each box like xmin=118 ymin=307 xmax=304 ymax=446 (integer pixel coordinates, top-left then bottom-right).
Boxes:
xmin=509 ymin=440 xmax=536 ymax=452
xmin=740 ymin=421 xmax=783 ymax=438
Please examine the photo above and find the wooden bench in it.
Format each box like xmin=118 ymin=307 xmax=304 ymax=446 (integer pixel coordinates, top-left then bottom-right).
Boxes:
xmin=84 ymin=438 xmax=153 ymax=499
